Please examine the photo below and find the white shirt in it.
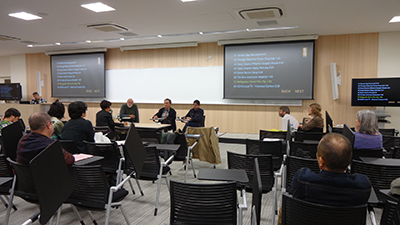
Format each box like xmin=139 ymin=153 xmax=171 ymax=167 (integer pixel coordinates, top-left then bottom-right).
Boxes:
xmin=282 ymin=114 xmax=299 ymax=131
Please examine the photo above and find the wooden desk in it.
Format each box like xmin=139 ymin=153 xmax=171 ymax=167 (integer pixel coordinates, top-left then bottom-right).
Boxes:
xmin=134 ymin=123 xmax=170 ymax=131
xmin=74 ymin=156 xmax=104 ymax=166
xmin=198 ymin=168 xmax=249 ymax=183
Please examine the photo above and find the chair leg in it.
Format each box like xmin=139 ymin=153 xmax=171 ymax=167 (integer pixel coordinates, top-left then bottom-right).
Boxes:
xmin=164 ymin=177 xmax=170 ymax=191
xmin=127 ymin=179 xmax=136 ymax=195
xmin=190 ymin=157 xmax=196 ymax=178
xmin=70 ymin=204 xmax=85 ymax=225
xmin=154 ymin=160 xmax=164 ymax=216
xmin=0 ymin=196 xmax=17 ymax=211
xmin=55 ymin=205 xmax=62 ymax=225
xmin=119 ymin=205 xmax=131 ymax=225
xmin=105 ymin=190 xmax=114 ymax=225
xmin=184 ymin=146 xmax=192 ymax=182
xmin=135 ymin=178 xmax=144 ymax=196
xmin=86 ymin=210 xmax=97 ymax=225
xmin=5 ymin=175 xmax=16 ymax=225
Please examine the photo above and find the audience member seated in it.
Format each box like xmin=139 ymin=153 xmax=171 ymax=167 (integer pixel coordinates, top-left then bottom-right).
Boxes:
xmin=290 ymin=133 xmax=371 ymax=205
xmin=279 ymin=106 xmax=299 ymax=131
xmin=182 ymin=99 xmax=204 ymax=133
xmin=354 ymin=109 xmax=382 ymax=149
xmin=119 ymin=98 xmax=139 ymax=123
xmin=47 ymin=100 xmax=65 ymax=139
xmin=62 ymin=101 xmax=94 ymax=153
xmin=96 ymin=100 xmax=124 ymax=138
xmin=277 ymin=133 xmax=372 ymax=225
xmin=298 ymin=103 xmax=324 ymax=132
xmin=152 ymin=98 xmax=177 ymax=132
xmin=30 ymin=91 xmax=46 ymax=104
xmin=17 ymin=112 xmax=74 ymax=165
xmin=0 ymin=108 xmax=21 ymax=133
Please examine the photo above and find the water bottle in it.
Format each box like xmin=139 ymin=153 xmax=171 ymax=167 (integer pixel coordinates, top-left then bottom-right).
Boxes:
xmin=291 ymin=123 xmax=294 ymax=132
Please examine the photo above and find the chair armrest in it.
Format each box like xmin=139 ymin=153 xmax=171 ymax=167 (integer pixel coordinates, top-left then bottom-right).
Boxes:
xmin=238 ymin=189 xmax=247 ymax=225
xmin=368 ymin=206 xmax=377 ymax=225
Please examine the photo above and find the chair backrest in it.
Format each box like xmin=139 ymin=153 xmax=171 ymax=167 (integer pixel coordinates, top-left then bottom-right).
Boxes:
xmin=170 ymin=180 xmax=237 ymax=225
xmin=343 ymin=124 xmax=355 ymax=147
xmin=251 ymin=158 xmax=262 ymax=225
xmin=245 ymin=139 xmax=282 ymax=170
xmin=352 ymin=148 xmax=383 ymax=160
xmin=8 ymin=158 xmax=38 ymax=202
xmin=285 ymin=155 xmax=319 ymax=191
xmin=124 ymin=125 xmax=146 ymax=178
xmin=93 ymin=126 xmax=111 ymax=134
xmin=0 ymin=154 xmax=14 ymax=194
xmin=227 ymin=151 xmax=274 ymax=193
xmin=380 ymin=128 xmax=395 ymax=137
xmin=1 ymin=121 xmax=23 ymax=161
xmin=281 ymin=192 xmax=367 ymax=225
xmin=380 ymin=200 xmax=400 ymax=225
xmin=30 ymin=141 xmax=73 ymax=224
xmin=59 ymin=139 xmax=81 ymax=154
xmin=290 ymin=141 xmax=318 ymax=159
xmin=259 ymin=130 xmax=286 ymax=140
xmin=173 ymin=133 xmax=188 ymax=161
xmin=137 ymin=129 xmax=161 ymax=144
xmin=67 ymin=165 xmax=109 ymax=209
xmin=139 ymin=147 xmax=161 ymax=180
xmin=382 ymin=135 xmax=400 ymax=158
xmin=351 ymin=160 xmax=400 ymax=191
xmin=394 ymin=147 xmax=400 ymax=159
xmin=293 ymin=131 xmax=325 ymax=142
xmin=84 ymin=141 xmax=120 ymax=173
xmin=201 ymin=115 xmax=205 ymax=127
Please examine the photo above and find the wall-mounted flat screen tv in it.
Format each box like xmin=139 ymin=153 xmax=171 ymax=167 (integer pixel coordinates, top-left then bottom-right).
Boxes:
xmin=0 ymin=83 xmax=22 ymax=101
xmin=352 ymin=78 xmax=400 ymax=107
xmin=224 ymin=40 xmax=315 ymax=100
xmin=51 ymin=52 xmax=105 ymax=98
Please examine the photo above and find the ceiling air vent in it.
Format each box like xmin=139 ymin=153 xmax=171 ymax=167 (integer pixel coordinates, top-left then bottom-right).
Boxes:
xmin=87 ymin=23 xmax=129 ymax=32
xmin=238 ymin=7 xmax=283 ymax=20
xmin=0 ymin=34 xmax=21 ymax=41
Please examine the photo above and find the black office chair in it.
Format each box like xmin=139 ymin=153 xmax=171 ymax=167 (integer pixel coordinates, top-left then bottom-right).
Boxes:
xmin=380 ymin=128 xmax=396 ymax=137
xmin=59 ymin=139 xmax=81 ymax=154
xmin=380 ymin=200 xmax=400 ymax=225
xmin=281 ymin=192 xmax=367 ymax=225
xmin=352 ymin=148 xmax=383 ymax=160
xmin=93 ymin=126 xmax=112 ymax=135
xmin=227 ymin=151 xmax=274 ymax=193
xmin=0 ymin=154 xmax=17 ymax=212
xmin=170 ymin=180 xmax=237 ymax=225
xmin=259 ymin=130 xmax=286 ymax=140
xmin=137 ymin=129 xmax=161 ymax=144
xmin=1 ymin=121 xmax=24 ymax=161
xmin=382 ymin=135 xmax=400 ymax=158
xmin=245 ymin=139 xmax=283 ymax=171
xmin=351 ymin=160 xmax=400 ymax=204
xmin=251 ymin=158 xmax=263 ymax=225
xmin=284 ymin=155 xmax=319 ymax=193
xmin=293 ymin=131 xmax=325 ymax=142
xmin=289 ymin=141 xmax=318 ymax=159
xmin=67 ymin=165 xmax=130 ymax=225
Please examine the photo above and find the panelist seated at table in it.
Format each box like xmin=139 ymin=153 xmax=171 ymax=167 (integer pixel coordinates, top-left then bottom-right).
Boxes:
xmin=354 ymin=109 xmax=382 ymax=149
xmin=120 ymin=98 xmax=139 ymax=123
xmin=298 ymin=103 xmax=324 ymax=132
xmin=182 ymin=99 xmax=204 ymax=133
xmin=62 ymin=101 xmax=94 ymax=153
xmin=17 ymin=112 xmax=74 ymax=165
xmin=30 ymin=91 xmax=46 ymax=104
xmin=0 ymin=107 xmax=21 ymax=133
xmin=152 ymin=98 xmax=176 ymax=132
xmin=96 ymin=100 xmax=124 ymax=138
xmin=279 ymin=106 xmax=299 ymax=131
xmin=277 ymin=133 xmax=372 ymax=225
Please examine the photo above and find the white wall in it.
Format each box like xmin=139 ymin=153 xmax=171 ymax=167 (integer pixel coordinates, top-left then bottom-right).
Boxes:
xmin=377 ymin=31 xmax=400 ymax=130
xmin=0 ymin=56 xmax=10 ymax=76
xmin=10 ymin=54 xmax=27 ymax=100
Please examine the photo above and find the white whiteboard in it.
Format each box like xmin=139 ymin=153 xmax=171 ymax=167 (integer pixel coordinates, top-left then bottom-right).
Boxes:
xmin=104 ymin=66 xmax=302 ymax=105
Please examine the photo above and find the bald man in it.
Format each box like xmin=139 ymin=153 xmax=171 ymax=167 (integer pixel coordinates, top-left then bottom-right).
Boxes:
xmin=119 ymin=98 xmax=139 ymax=122
xmin=17 ymin=112 xmax=74 ymax=165
xmin=290 ymin=133 xmax=371 ymax=206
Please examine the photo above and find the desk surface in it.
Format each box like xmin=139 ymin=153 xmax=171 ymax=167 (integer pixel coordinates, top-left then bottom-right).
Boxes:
xmin=359 ymin=157 xmax=400 ymax=166
xmin=148 ymin=144 xmax=180 ymax=151
xmin=134 ymin=123 xmax=171 ymax=129
xmin=74 ymin=155 xmax=104 ymax=166
xmin=0 ymin=177 xmax=12 ymax=186
xmin=380 ymin=189 xmax=400 ymax=202
xmin=198 ymin=168 xmax=249 ymax=183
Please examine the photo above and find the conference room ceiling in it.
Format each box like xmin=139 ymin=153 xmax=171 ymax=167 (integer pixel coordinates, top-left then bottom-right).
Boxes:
xmin=1 ymin=0 xmax=400 ymax=56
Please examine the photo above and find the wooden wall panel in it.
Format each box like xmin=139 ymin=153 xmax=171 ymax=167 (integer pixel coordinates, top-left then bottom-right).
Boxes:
xmin=25 ymin=36 xmax=378 ymax=134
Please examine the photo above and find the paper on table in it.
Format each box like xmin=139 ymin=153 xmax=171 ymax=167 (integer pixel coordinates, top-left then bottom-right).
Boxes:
xmin=116 ymin=140 xmax=125 ymax=146
xmin=73 ymin=153 xmax=94 ymax=162
xmin=263 ymin=138 xmax=282 ymax=142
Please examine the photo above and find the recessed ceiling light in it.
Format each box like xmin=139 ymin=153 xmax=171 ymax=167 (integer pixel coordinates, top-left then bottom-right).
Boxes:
xmin=120 ymin=38 xmax=125 ymax=40
xmin=81 ymin=2 xmax=115 ymax=13
xmin=55 ymin=42 xmax=61 ymax=45
xmin=86 ymin=40 xmax=92 ymax=43
xmin=199 ymin=32 xmax=203 ymax=35
xmin=181 ymin=0 xmax=197 ymax=2
xmin=157 ymin=35 xmax=162 ymax=38
xmin=27 ymin=45 xmax=33 ymax=47
xmin=389 ymin=16 xmax=400 ymax=23
xmin=8 ymin=12 xmax=42 ymax=21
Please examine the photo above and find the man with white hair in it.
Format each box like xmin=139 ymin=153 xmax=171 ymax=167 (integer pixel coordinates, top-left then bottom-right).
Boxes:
xmin=119 ymin=98 xmax=139 ymax=122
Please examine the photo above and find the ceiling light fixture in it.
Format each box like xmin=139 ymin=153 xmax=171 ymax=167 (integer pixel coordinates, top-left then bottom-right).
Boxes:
xmin=217 ymin=34 xmax=318 ymax=46
xmin=181 ymin=0 xmax=197 ymax=2
xmin=86 ymin=40 xmax=92 ymax=43
xmin=81 ymin=2 xmax=115 ymax=13
xmin=389 ymin=16 xmax=400 ymax=23
xmin=246 ymin=26 xmax=299 ymax=32
xmin=55 ymin=42 xmax=61 ymax=45
xmin=120 ymin=38 xmax=125 ymax=40
xmin=8 ymin=12 xmax=42 ymax=20
xmin=157 ymin=35 xmax=162 ymax=38
xmin=120 ymin=42 xmax=198 ymax=51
